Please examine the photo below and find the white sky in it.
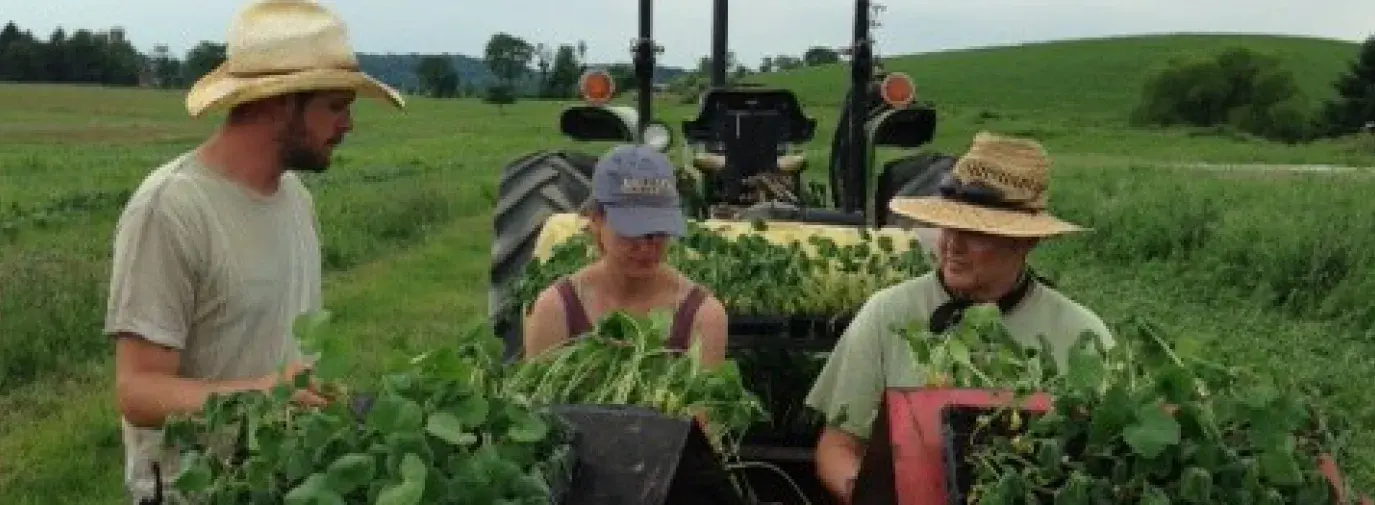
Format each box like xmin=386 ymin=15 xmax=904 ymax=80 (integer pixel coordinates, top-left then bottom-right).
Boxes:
xmin=3 ymin=0 xmax=1372 ymax=68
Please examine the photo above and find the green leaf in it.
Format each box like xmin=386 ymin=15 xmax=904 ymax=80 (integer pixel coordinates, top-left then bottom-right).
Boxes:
xmin=376 ymin=454 xmax=427 ymax=505
xmin=1180 ymin=467 xmax=1212 ymax=504
xmin=284 ymin=473 xmax=327 ymax=505
xmin=1259 ymin=448 xmax=1303 ymax=487
xmin=400 ymin=452 xmax=427 ymax=482
xmin=453 ymin=394 xmax=490 ymax=428
xmin=1138 ymin=485 xmax=1171 ymax=505
xmin=367 ymin=396 xmax=425 ymax=433
xmin=947 ymin=338 xmax=972 ymax=366
xmin=1065 ymin=337 xmax=1106 ymax=394
xmin=375 ymin=480 xmax=425 ymax=505
xmin=1088 ymin=385 xmax=1133 ymax=447
xmin=1055 ymin=471 xmax=1091 ymax=505
xmin=1123 ymin=403 xmax=1181 ymax=459
xmin=425 ymin=412 xmax=477 ymax=447
xmin=324 ymin=453 xmax=376 ymax=495
xmin=506 ymin=410 xmax=549 ymax=443
xmin=171 ymin=450 xmax=213 ymax=493
xmin=293 ymin=310 xmax=333 ymax=348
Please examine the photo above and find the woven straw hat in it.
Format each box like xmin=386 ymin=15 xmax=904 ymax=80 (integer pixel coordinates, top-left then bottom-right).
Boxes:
xmin=889 ymin=131 xmax=1086 ymax=238
xmin=185 ymin=0 xmax=405 ymax=118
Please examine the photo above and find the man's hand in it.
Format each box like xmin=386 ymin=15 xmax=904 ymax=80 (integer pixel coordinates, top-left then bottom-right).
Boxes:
xmin=815 ymin=426 xmax=866 ymax=505
xmin=260 ymin=360 xmax=330 ymax=407
xmin=115 ymin=334 xmax=328 ymax=428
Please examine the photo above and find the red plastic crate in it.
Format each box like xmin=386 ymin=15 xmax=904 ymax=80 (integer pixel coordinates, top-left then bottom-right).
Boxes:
xmin=853 ymin=387 xmax=1051 ymax=505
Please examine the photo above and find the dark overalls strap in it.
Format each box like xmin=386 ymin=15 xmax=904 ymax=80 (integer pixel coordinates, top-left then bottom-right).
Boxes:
xmin=667 ymin=285 xmax=709 ymax=351
xmin=556 ymin=278 xmax=594 ymax=338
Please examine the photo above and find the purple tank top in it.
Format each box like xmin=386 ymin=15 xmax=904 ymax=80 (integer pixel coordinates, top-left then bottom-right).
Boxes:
xmin=555 ymin=277 xmax=708 ymax=351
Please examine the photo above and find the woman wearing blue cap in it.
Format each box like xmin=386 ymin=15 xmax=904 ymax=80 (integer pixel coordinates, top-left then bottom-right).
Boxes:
xmin=522 ymin=144 xmax=729 ymax=367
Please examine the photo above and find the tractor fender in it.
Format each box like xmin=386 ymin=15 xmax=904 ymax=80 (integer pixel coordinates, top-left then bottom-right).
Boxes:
xmin=866 ymin=106 xmax=937 ymax=148
xmin=560 ymin=105 xmax=640 ymax=143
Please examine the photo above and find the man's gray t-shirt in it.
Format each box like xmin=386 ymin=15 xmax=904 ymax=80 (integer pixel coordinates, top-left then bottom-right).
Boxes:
xmin=105 ymin=151 xmax=322 ymax=501
xmin=805 ymin=270 xmax=1114 ymax=440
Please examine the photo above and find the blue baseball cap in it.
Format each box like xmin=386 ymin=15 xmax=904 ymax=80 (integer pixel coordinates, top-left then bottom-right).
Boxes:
xmin=592 ymin=144 xmax=686 ymax=237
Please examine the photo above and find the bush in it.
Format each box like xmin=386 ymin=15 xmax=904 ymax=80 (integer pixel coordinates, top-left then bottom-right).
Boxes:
xmin=483 ymin=84 xmax=517 ymax=111
xmin=1130 ymin=47 xmax=1315 ymax=142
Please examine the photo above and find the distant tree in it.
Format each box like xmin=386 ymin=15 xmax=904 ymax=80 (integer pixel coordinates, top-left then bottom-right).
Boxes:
xmin=183 ymin=41 xmax=226 ymax=84
xmin=43 ymin=28 xmax=67 ymax=82
xmin=484 ymin=32 xmax=533 ymax=91
xmin=606 ymin=63 xmax=635 ymax=95
xmin=545 ymin=44 xmax=581 ymax=99
xmin=484 ymin=83 xmax=516 ymax=113
xmin=533 ymin=42 xmax=552 ymax=97
xmin=577 ymin=40 xmax=588 ymax=73
xmin=1130 ymin=47 xmax=1312 ymax=143
xmin=759 ymin=57 xmax=774 ymax=73
xmin=0 ymin=22 xmax=21 ymax=48
xmin=415 ymin=55 xmax=459 ymax=98
xmin=696 ymin=51 xmax=736 ymax=76
xmin=1318 ymin=35 xmax=1375 ymax=137
xmin=733 ymin=64 xmax=750 ymax=80
xmin=773 ymin=55 xmax=803 ymax=71
xmin=803 ymin=46 xmax=840 ymax=66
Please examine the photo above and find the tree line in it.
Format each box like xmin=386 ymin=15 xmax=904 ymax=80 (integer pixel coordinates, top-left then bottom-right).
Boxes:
xmin=1130 ymin=35 xmax=1375 ymax=142
xmin=413 ymin=32 xmax=593 ymax=108
xmin=0 ymin=21 xmax=226 ymax=88
xmin=0 ymin=17 xmax=844 ymax=107
xmin=417 ymin=31 xmax=842 ymax=107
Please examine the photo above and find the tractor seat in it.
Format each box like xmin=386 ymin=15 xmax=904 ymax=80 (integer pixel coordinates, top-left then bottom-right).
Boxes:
xmin=692 ymin=153 xmax=807 ymax=173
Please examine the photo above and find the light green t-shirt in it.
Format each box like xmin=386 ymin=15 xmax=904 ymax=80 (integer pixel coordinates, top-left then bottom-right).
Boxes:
xmin=804 ymin=270 xmax=1114 ymax=440
xmin=104 ymin=151 xmax=322 ymax=503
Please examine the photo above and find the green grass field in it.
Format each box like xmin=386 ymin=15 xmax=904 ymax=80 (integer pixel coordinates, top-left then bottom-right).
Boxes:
xmin=3 ymin=33 xmax=1375 ymax=503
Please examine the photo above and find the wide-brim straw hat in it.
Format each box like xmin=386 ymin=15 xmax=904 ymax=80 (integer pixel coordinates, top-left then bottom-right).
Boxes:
xmin=889 ymin=131 xmax=1086 ymax=238
xmin=185 ymin=0 xmax=405 ymax=118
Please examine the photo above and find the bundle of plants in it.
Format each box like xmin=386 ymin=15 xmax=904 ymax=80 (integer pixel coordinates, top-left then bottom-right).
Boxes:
xmin=895 ymin=306 xmax=1367 ymax=504
xmin=161 ymin=313 xmax=576 ymax=505
xmin=499 ymin=310 xmax=769 ymax=459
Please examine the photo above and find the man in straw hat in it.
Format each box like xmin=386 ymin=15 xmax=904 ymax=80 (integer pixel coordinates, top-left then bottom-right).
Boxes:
xmin=104 ymin=1 xmax=403 ymax=502
xmin=804 ymin=131 xmax=1114 ymax=504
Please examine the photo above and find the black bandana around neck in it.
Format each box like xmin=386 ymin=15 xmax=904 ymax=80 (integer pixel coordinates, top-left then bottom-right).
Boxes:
xmin=928 ymin=269 xmax=1036 ymax=334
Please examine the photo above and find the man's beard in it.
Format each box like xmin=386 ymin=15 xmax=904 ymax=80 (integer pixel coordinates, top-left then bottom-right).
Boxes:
xmin=278 ymin=119 xmax=333 ymax=172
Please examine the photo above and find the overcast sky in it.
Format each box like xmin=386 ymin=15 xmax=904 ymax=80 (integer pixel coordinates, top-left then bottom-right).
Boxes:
xmin=5 ymin=0 xmax=1373 ymax=68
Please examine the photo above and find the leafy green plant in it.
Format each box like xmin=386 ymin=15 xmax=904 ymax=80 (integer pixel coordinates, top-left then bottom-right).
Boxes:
xmin=501 ymin=310 xmax=768 ymax=458
xmin=895 ymin=306 xmax=1366 ymax=505
xmin=161 ymin=313 xmax=575 ymax=505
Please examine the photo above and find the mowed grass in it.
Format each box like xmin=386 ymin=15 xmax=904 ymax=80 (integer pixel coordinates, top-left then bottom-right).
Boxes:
xmin=3 ymin=33 xmax=1375 ymax=503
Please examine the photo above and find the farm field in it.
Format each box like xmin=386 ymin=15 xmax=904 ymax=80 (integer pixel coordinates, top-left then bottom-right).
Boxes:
xmin=3 ymin=33 xmax=1375 ymax=503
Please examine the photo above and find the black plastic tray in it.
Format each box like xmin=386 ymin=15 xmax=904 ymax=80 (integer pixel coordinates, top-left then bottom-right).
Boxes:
xmin=726 ymin=313 xmax=854 ymax=351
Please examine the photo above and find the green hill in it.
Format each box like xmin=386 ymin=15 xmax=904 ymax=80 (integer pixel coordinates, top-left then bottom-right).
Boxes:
xmin=750 ymin=33 xmax=1362 ymax=124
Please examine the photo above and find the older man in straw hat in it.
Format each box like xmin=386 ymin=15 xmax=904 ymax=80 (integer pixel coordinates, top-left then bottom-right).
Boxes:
xmin=104 ymin=0 xmax=403 ymax=502
xmin=804 ymin=131 xmax=1114 ymax=504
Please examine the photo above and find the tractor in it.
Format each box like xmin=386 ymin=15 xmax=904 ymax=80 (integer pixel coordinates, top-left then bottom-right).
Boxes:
xmin=490 ymin=0 xmax=953 ymax=359
xmin=489 ymin=0 xmax=955 ymax=503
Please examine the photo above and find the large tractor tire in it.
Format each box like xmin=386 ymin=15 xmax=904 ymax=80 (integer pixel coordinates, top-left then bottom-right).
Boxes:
xmin=489 ymin=150 xmax=597 ymax=361
xmin=873 ymin=152 xmax=956 ymax=227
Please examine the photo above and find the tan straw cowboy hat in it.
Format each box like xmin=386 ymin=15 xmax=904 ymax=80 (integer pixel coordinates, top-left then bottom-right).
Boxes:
xmin=889 ymin=131 xmax=1086 ymax=238
xmin=185 ymin=0 xmax=405 ymax=118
